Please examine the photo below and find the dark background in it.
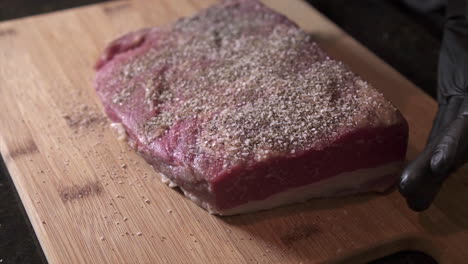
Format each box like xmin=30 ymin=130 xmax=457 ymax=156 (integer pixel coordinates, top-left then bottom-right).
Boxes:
xmin=0 ymin=0 xmax=445 ymax=263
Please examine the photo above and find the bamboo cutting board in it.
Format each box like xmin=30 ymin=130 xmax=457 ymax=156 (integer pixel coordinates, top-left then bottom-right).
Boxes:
xmin=1 ymin=0 xmax=468 ymax=263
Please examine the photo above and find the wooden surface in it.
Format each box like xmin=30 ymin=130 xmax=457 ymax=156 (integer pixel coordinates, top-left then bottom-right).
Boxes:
xmin=0 ymin=0 xmax=467 ymax=263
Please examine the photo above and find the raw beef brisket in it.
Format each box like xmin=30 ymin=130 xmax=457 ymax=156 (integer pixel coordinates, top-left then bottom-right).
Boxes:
xmin=95 ymin=0 xmax=408 ymax=215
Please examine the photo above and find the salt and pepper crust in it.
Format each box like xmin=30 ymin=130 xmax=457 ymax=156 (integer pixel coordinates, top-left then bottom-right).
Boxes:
xmin=109 ymin=0 xmax=398 ymax=166
xmin=95 ymin=0 xmax=408 ymax=215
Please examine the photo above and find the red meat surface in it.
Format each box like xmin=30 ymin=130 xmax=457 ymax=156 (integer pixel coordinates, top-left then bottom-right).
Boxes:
xmin=95 ymin=0 xmax=408 ymax=215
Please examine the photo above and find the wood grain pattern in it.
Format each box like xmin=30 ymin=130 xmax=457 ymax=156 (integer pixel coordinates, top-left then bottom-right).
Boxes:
xmin=0 ymin=0 xmax=467 ymax=263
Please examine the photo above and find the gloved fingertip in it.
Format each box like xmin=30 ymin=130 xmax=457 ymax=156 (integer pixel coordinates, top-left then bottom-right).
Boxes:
xmin=431 ymin=150 xmax=444 ymax=170
xmin=405 ymin=179 xmax=444 ymax=212
xmin=431 ymin=150 xmax=451 ymax=175
xmin=398 ymin=163 xmax=426 ymax=197
xmin=398 ymin=177 xmax=410 ymax=196
xmin=406 ymin=196 xmax=432 ymax=212
xmin=398 ymin=170 xmax=413 ymax=197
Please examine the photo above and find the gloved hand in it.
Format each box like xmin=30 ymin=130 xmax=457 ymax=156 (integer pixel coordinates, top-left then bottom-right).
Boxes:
xmin=399 ymin=2 xmax=468 ymax=211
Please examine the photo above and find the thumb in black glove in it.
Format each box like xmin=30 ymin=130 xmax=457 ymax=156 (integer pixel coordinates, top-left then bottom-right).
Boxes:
xmin=399 ymin=1 xmax=468 ymax=211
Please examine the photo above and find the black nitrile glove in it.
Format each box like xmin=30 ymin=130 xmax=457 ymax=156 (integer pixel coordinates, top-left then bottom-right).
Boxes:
xmin=399 ymin=0 xmax=468 ymax=211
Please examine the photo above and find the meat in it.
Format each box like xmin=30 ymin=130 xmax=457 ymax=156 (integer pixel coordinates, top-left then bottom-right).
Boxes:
xmin=94 ymin=0 xmax=408 ymax=215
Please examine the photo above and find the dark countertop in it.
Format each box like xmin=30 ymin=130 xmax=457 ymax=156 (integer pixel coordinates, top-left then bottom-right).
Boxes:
xmin=0 ymin=1 xmax=443 ymax=263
